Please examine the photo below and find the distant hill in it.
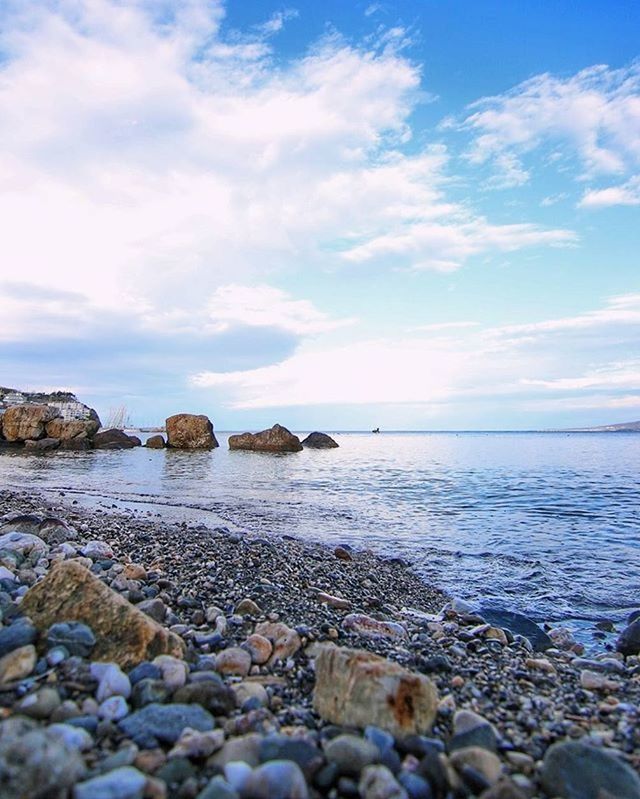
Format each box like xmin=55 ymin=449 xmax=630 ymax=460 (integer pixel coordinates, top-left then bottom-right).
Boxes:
xmin=559 ymin=420 xmax=640 ymax=432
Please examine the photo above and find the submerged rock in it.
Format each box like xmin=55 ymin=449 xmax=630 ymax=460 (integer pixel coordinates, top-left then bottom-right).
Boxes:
xmin=617 ymin=618 xmax=640 ymax=656
xmin=93 ymin=428 xmax=137 ymax=450
xmin=228 ymin=424 xmax=302 ymax=453
xmin=145 ymin=434 xmax=166 ymax=449
xmin=166 ymin=413 xmax=219 ymax=449
xmin=301 ymin=432 xmax=339 ymax=449
xmin=20 ymin=560 xmax=184 ymax=669
xmin=313 ymin=645 xmax=438 ymax=737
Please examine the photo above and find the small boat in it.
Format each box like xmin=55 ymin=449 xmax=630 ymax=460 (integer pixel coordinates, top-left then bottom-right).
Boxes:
xmin=372 ymin=427 xmax=380 ymax=433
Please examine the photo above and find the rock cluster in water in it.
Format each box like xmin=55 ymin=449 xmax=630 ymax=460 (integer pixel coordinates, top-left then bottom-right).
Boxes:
xmin=229 ymin=424 xmax=304 ymax=453
xmin=0 ymin=488 xmax=638 ymax=799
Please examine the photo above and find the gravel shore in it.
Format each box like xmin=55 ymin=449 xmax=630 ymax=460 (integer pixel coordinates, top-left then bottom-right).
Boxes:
xmin=0 ymin=487 xmax=639 ymax=799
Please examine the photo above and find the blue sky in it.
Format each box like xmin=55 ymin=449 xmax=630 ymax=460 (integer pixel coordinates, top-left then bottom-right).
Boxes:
xmin=0 ymin=0 xmax=639 ymax=429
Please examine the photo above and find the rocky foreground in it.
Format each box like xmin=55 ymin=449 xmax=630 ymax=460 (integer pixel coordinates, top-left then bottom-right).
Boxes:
xmin=0 ymin=489 xmax=639 ymax=799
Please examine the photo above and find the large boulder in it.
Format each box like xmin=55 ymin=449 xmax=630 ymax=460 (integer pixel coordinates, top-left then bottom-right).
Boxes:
xmin=21 ymin=560 xmax=185 ymax=669
xmin=24 ymin=437 xmax=60 ymax=452
xmin=313 ymin=645 xmax=438 ymax=737
xmin=617 ymin=619 xmax=640 ymax=657
xmin=1 ymin=404 xmax=60 ymax=442
xmin=166 ymin=414 xmax=219 ymax=449
xmin=145 ymin=434 xmax=166 ymax=449
xmin=93 ymin=429 xmax=138 ymax=450
xmin=301 ymin=432 xmax=339 ymax=449
xmin=45 ymin=417 xmax=99 ymax=441
xmin=229 ymin=424 xmax=302 ymax=453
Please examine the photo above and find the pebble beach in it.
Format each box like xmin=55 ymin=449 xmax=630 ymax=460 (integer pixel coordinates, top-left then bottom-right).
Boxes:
xmin=0 ymin=486 xmax=639 ymax=799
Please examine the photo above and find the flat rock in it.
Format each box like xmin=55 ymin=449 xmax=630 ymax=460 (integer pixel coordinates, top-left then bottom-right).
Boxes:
xmin=166 ymin=414 xmax=219 ymax=449
xmin=20 ymin=560 xmax=184 ymax=669
xmin=119 ymin=702 xmax=215 ymax=746
xmin=74 ymin=766 xmax=147 ymax=799
xmin=343 ymin=613 xmax=408 ymax=641
xmin=228 ymin=424 xmax=302 ymax=453
xmin=478 ymin=608 xmax=552 ymax=651
xmin=540 ymin=740 xmax=640 ymax=799
xmin=313 ymin=645 xmax=438 ymax=737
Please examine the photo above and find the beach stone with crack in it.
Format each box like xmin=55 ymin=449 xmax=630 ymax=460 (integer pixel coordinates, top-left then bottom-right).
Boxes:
xmin=0 ymin=716 xmax=86 ymax=799
xmin=359 ymin=764 xmax=408 ymax=799
xmin=74 ymin=766 xmax=147 ymax=799
xmin=47 ymin=620 xmax=96 ymax=656
xmin=313 ymin=646 xmax=438 ymax=737
xmin=343 ymin=613 xmax=408 ymax=641
xmin=540 ymin=740 xmax=640 ymax=799
xmin=119 ymin=703 xmax=215 ymax=746
xmin=20 ymin=560 xmax=184 ymax=669
xmin=166 ymin=413 xmax=219 ymax=449
xmin=242 ymin=760 xmax=309 ymax=799
xmin=0 ymin=644 xmax=36 ymax=684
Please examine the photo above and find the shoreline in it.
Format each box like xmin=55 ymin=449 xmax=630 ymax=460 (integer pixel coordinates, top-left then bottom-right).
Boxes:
xmin=0 ymin=487 xmax=639 ymax=797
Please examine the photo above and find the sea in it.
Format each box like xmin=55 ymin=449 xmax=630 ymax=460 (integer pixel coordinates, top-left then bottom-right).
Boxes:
xmin=2 ymin=431 xmax=639 ymax=642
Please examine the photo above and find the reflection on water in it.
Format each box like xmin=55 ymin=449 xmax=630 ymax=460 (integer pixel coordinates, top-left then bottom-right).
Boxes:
xmin=2 ymin=432 xmax=640 ymax=624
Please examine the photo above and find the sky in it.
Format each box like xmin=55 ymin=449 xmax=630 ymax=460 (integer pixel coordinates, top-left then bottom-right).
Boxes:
xmin=0 ymin=0 xmax=639 ymax=430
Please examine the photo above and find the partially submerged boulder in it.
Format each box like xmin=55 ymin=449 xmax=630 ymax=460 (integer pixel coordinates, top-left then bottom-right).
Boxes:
xmin=1 ymin=404 xmax=60 ymax=442
xmin=145 ymin=434 xmax=166 ymax=449
xmin=24 ymin=437 xmax=60 ymax=452
xmin=93 ymin=429 xmax=138 ymax=450
xmin=21 ymin=560 xmax=185 ymax=669
xmin=229 ymin=424 xmax=302 ymax=453
xmin=313 ymin=645 xmax=438 ymax=737
xmin=166 ymin=414 xmax=218 ymax=449
xmin=301 ymin=432 xmax=339 ymax=449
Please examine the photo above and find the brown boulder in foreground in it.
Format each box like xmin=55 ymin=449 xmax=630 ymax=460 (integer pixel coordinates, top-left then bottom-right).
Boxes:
xmin=45 ymin=418 xmax=99 ymax=441
xmin=21 ymin=561 xmax=185 ymax=669
xmin=301 ymin=432 xmax=339 ymax=448
xmin=145 ymin=434 xmax=166 ymax=449
xmin=313 ymin=645 xmax=438 ymax=737
xmin=2 ymin=404 xmax=60 ymax=442
xmin=228 ymin=424 xmax=302 ymax=453
xmin=166 ymin=414 xmax=219 ymax=449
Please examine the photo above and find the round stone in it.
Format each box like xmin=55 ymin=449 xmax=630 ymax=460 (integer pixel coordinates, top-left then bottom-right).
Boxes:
xmin=46 ymin=621 xmax=96 ymax=657
xmin=540 ymin=741 xmax=640 ymax=799
xmin=216 ymin=646 xmax=252 ymax=677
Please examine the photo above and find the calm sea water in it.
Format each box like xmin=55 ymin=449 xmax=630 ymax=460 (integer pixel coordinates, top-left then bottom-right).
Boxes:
xmin=1 ymin=432 xmax=639 ymax=631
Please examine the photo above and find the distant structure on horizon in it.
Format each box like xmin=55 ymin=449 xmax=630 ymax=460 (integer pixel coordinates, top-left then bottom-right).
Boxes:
xmin=0 ymin=386 xmax=96 ymax=423
xmin=558 ymin=420 xmax=640 ymax=432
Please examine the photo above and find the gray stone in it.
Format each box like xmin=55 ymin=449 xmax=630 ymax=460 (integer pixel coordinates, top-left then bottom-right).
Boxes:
xmin=324 ymin=734 xmax=380 ymax=777
xmin=540 ymin=741 xmax=640 ymax=799
xmin=478 ymin=608 xmax=552 ymax=651
xmin=118 ymin=702 xmax=215 ymax=746
xmin=0 ymin=716 xmax=85 ymax=798
xmin=358 ymin=764 xmax=408 ymax=799
xmin=47 ymin=621 xmax=96 ymax=657
xmin=0 ymin=531 xmax=48 ymax=562
xmin=450 ymin=710 xmax=497 ymax=753
xmin=17 ymin=686 xmax=61 ymax=719
xmin=242 ymin=760 xmax=309 ymax=799
xmin=196 ymin=775 xmax=240 ymax=799
xmin=301 ymin=432 xmax=339 ymax=449
xmin=131 ymin=678 xmax=171 ymax=708
xmin=47 ymin=723 xmax=93 ymax=752
xmin=74 ymin=766 xmax=147 ymax=799
xmin=259 ymin=735 xmax=324 ymax=778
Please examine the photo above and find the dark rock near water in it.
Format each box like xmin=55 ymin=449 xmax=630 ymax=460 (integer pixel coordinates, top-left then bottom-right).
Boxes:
xmin=478 ymin=608 xmax=552 ymax=651
xmin=540 ymin=740 xmax=640 ymax=799
xmin=229 ymin=424 xmax=303 ymax=453
xmin=25 ymin=437 xmax=60 ymax=452
xmin=301 ymin=432 xmax=339 ymax=449
xmin=617 ymin=618 xmax=640 ymax=656
xmin=145 ymin=434 xmax=166 ymax=449
xmin=93 ymin=429 xmax=137 ymax=450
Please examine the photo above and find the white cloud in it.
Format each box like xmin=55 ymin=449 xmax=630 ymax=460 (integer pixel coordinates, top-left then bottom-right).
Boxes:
xmin=579 ymin=175 xmax=640 ymax=207
xmin=192 ymin=293 xmax=640 ymax=411
xmin=452 ymin=61 xmax=640 ymax=190
xmin=0 ymin=0 xmax=578 ymax=340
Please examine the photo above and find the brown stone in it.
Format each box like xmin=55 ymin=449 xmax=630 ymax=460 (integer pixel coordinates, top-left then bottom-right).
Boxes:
xmin=343 ymin=613 xmax=408 ymax=641
xmin=45 ymin=418 xmax=99 ymax=441
xmin=313 ymin=645 xmax=438 ymax=737
xmin=21 ymin=561 xmax=184 ymax=669
xmin=228 ymin=424 xmax=302 ymax=453
xmin=166 ymin=414 xmax=218 ymax=449
xmin=2 ymin=404 xmax=60 ymax=442
xmin=93 ymin=429 xmax=137 ymax=449
xmin=145 ymin=435 xmax=166 ymax=449
xmin=24 ymin=437 xmax=60 ymax=452
xmin=255 ymin=621 xmax=302 ymax=663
